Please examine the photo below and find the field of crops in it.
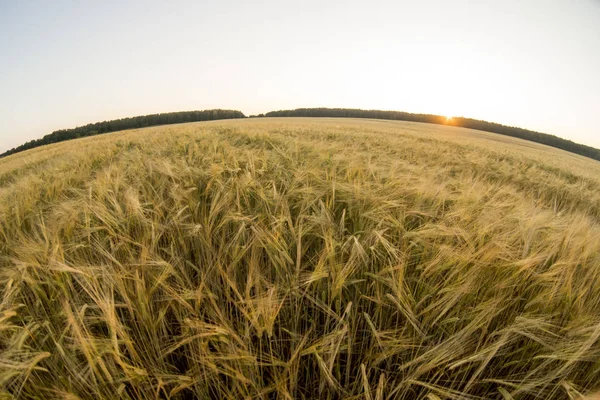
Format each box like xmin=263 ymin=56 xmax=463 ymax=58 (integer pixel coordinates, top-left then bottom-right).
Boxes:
xmin=1 ymin=118 xmax=599 ymax=399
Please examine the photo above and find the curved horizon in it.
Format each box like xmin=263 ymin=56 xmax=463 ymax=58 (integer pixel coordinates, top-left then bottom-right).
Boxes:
xmin=2 ymin=107 xmax=598 ymax=162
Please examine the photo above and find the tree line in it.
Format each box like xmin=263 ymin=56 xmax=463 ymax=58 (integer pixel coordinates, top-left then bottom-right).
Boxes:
xmin=2 ymin=107 xmax=598 ymax=161
xmin=0 ymin=109 xmax=245 ymax=158
xmin=261 ymin=108 xmax=600 ymax=161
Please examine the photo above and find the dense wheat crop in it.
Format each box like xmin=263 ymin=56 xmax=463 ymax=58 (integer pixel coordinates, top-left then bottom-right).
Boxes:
xmin=1 ymin=118 xmax=599 ymax=399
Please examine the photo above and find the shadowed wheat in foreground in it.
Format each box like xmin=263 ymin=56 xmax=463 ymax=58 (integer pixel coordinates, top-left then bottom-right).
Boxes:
xmin=1 ymin=118 xmax=599 ymax=399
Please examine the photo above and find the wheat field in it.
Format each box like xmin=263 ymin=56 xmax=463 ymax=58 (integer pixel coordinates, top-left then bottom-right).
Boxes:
xmin=1 ymin=118 xmax=599 ymax=399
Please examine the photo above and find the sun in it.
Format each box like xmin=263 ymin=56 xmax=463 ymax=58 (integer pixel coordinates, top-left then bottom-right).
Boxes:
xmin=445 ymin=115 xmax=453 ymax=122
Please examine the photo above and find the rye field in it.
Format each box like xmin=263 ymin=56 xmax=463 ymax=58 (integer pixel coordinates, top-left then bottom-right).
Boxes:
xmin=1 ymin=118 xmax=599 ymax=399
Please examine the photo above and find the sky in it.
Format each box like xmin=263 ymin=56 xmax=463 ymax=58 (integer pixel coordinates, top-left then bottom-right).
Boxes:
xmin=1 ymin=0 xmax=599 ymax=152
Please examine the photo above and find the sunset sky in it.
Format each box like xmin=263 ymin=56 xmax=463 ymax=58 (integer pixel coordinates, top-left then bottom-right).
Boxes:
xmin=1 ymin=0 xmax=599 ymax=153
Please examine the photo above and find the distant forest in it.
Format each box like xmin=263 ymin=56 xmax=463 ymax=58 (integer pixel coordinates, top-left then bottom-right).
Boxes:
xmin=260 ymin=108 xmax=600 ymax=161
xmin=0 ymin=109 xmax=245 ymax=158
xmin=2 ymin=107 xmax=598 ymax=161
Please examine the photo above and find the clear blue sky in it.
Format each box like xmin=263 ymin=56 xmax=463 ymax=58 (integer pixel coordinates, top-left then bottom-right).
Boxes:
xmin=1 ymin=0 xmax=599 ymax=152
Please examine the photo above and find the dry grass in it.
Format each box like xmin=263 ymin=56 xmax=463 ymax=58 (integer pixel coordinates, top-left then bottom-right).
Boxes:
xmin=1 ymin=118 xmax=600 ymax=399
